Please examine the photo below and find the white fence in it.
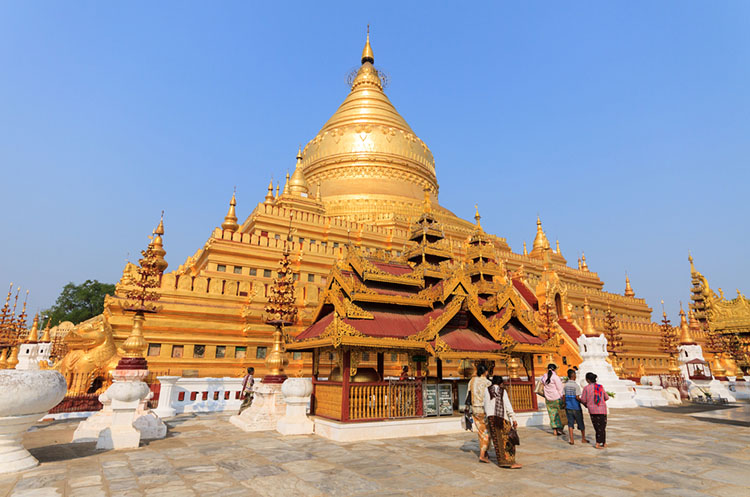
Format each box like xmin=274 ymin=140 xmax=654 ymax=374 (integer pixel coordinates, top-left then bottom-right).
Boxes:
xmin=153 ymin=376 xmax=244 ymax=418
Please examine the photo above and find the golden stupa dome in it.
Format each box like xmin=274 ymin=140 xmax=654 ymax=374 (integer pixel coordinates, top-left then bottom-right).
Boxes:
xmin=288 ymin=146 xmax=309 ymax=196
xmin=301 ymin=30 xmax=439 ymax=221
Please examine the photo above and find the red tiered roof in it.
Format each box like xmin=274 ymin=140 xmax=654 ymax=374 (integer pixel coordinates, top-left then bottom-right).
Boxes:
xmin=512 ymin=278 xmax=538 ymax=309
xmin=505 ymin=323 xmax=545 ymax=345
xmin=557 ymin=318 xmax=581 ymax=341
xmin=434 ymin=328 xmax=504 ymax=352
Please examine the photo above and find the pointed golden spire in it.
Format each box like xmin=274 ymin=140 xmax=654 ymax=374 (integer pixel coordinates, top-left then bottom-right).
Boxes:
xmin=275 ymin=182 xmax=280 ymax=198
xmin=28 ymin=313 xmax=39 ymax=343
xmin=361 ymin=24 xmax=374 ymax=65
xmin=6 ymin=345 xmax=18 ymax=369
xmin=688 ymin=251 xmax=697 ymax=275
xmin=555 ymin=239 xmax=560 ymax=254
xmin=624 ymin=274 xmax=635 ymax=297
xmin=679 ymin=303 xmax=696 ymax=344
xmin=151 ymin=211 xmax=168 ymax=273
xmin=582 ymin=297 xmax=597 ymax=336
xmin=265 ymin=178 xmax=274 ymax=204
xmin=523 ymin=241 xmax=528 ymax=256
xmin=283 ymin=172 xmax=290 ymax=195
xmin=580 ymin=251 xmax=589 ymax=271
xmin=288 ymin=146 xmax=309 ymax=196
xmin=40 ymin=317 xmax=51 ymax=342
xmin=532 ymin=216 xmax=550 ymax=251
xmin=474 ymin=204 xmax=481 ymax=229
xmin=221 ymin=190 xmax=240 ymax=231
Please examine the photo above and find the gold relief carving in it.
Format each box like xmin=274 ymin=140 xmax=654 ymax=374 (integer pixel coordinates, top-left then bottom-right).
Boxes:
xmin=434 ymin=335 xmax=452 ymax=354
xmin=413 ymin=296 xmax=464 ymax=341
xmin=349 ymin=348 xmax=361 ymax=376
xmin=343 ymin=299 xmax=373 ymax=320
xmin=319 ymin=312 xmax=366 ymax=348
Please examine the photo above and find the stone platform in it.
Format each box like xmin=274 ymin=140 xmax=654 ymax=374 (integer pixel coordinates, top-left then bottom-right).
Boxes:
xmin=1 ymin=403 xmax=749 ymax=497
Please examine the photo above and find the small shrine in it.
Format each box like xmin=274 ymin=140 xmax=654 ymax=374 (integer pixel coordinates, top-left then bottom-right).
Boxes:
xmin=288 ymin=198 xmax=559 ymax=435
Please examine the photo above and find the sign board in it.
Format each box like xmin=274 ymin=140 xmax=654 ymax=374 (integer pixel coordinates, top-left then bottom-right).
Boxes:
xmin=438 ymin=384 xmax=453 ymax=415
xmin=423 ymin=384 xmax=438 ymax=416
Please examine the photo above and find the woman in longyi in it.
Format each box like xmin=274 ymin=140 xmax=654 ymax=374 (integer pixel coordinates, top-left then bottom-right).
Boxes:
xmin=483 ymin=375 xmax=521 ymax=468
xmin=468 ymin=364 xmax=492 ymax=463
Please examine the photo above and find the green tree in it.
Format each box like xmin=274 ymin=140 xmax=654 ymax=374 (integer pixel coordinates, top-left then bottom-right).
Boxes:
xmin=44 ymin=280 xmax=115 ymax=325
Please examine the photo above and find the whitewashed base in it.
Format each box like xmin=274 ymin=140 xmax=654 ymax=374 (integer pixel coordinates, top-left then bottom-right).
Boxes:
xmin=230 ymin=382 xmax=285 ymax=432
xmin=576 ymin=334 xmax=638 ymax=408
xmin=688 ymin=379 xmax=736 ymax=403
xmin=0 ymin=413 xmax=46 ymax=474
xmin=73 ymin=403 xmax=167 ymax=443
xmin=729 ymin=380 xmax=750 ymax=400
xmin=633 ymin=386 xmax=670 ymax=407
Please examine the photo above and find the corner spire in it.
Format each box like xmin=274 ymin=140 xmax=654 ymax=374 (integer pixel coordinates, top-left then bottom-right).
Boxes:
xmin=582 ymin=297 xmax=597 ymax=337
xmin=288 ymin=146 xmax=309 ymax=196
xmin=265 ymin=178 xmax=274 ymax=204
xmin=151 ymin=211 xmax=168 ymax=273
xmin=221 ymin=190 xmax=240 ymax=232
xmin=532 ymin=216 xmax=550 ymax=252
xmin=361 ymin=24 xmax=374 ymax=65
xmin=679 ymin=303 xmax=696 ymax=345
xmin=474 ymin=204 xmax=481 ymax=228
xmin=624 ymin=274 xmax=635 ymax=297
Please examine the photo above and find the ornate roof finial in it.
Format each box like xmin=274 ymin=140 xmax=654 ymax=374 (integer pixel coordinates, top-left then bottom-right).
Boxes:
xmin=361 ymin=24 xmax=374 ymax=65
xmin=283 ymin=171 xmax=290 ymax=195
xmin=582 ymin=297 xmax=597 ymax=337
xmin=688 ymin=251 xmax=697 ymax=275
xmin=532 ymin=215 xmax=550 ymax=251
xmin=678 ymin=302 xmax=696 ymax=345
xmin=221 ymin=192 xmax=240 ymax=232
xmin=28 ymin=313 xmax=39 ymax=343
xmin=150 ymin=212 xmax=168 ymax=273
xmin=580 ymin=251 xmax=589 ymax=271
xmin=154 ymin=210 xmax=165 ymax=236
xmin=265 ymin=178 xmax=274 ymax=204
xmin=523 ymin=241 xmax=528 ymax=256
xmin=275 ymin=182 xmax=280 ymax=198
xmin=624 ymin=274 xmax=635 ymax=297
xmin=555 ymin=239 xmax=560 ymax=254
xmin=474 ymin=204 xmax=481 ymax=228
xmin=289 ymin=146 xmax=309 ymax=196
xmin=40 ymin=317 xmax=51 ymax=342
xmin=661 ymin=299 xmax=667 ymax=320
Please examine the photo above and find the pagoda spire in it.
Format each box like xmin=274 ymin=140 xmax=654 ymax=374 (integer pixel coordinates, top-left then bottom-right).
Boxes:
xmin=265 ymin=179 xmax=274 ymax=204
xmin=474 ymin=204 xmax=481 ymax=229
xmin=624 ymin=274 xmax=635 ymax=297
xmin=532 ymin=216 xmax=550 ymax=252
xmin=555 ymin=239 xmax=560 ymax=254
xmin=523 ymin=241 xmax=527 ymax=256
xmin=288 ymin=146 xmax=310 ymax=196
xmin=582 ymin=297 xmax=597 ymax=337
xmin=40 ymin=317 xmax=51 ymax=342
xmin=580 ymin=252 xmax=589 ymax=271
xmin=221 ymin=190 xmax=240 ymax=232
xmin=361 ymin=24 xmax=374 ymax=64
xmin=283 ymin=172 xmax=290 ymax=195
xmin=678 ymin=303 xmax=696 ymax=345
xmin=28 ymin=313 xmax=39 ymax=343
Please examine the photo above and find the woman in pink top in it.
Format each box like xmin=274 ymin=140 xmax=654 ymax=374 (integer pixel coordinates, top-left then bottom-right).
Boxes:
xmin=539 ymin=364 xmax=565 ymax=436
xmin=579 ymin=372 xmax=610 ymax=448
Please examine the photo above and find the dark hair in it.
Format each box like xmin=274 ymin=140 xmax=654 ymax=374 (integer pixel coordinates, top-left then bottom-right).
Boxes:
xmin=491 ymin=375 xmax=505 ymax=386
xmin=402 ymin=365 xmax=408 ymax=371
xmin=585 ymin=372 xmax=597 ymax=383
xmin=476 ymin=364 xmax=488 ymax=376
xmin=545 ymin=363 xmax=557 ymax=384
xmin=567 ymin=368 xmax=576 ymax=377
xmin=247 ymin=367 xmax=255 ymax=374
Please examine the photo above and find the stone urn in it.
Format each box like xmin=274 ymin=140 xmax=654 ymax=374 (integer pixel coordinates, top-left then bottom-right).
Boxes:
xmin=0 ymin=370 xmax=66 ymax=473
xmin=276 ymin=377 xmax=313 ymax=435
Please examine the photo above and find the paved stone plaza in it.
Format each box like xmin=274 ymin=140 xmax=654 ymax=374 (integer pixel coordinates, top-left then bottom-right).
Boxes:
xmin=1 ymin=405 xmax=749 ymax=497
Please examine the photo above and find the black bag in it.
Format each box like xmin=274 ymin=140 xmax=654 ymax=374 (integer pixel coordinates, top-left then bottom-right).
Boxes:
xmin=463 ymin=388 xmax=473 ymax=431
xmin=508 ymin=426 xmax=520 ymax=446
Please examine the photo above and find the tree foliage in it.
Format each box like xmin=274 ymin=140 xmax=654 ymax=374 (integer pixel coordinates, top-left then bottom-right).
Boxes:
xmin=44 ymin=280 xmax=115 ymax=325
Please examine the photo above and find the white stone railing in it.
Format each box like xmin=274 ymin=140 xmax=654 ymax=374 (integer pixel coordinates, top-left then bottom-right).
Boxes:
xmin=153 ymin=376 xmax=244 ymax=418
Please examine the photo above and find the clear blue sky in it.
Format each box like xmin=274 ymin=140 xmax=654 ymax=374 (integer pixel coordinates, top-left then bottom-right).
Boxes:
xmin=1 ymin=2 xmax=748 ymax=324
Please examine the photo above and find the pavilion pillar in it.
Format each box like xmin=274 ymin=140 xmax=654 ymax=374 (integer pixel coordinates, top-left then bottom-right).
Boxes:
xmin=341 ymin=349 xmax=351 ymax=421
xmin=376 ymin=352 xmax=384 ymax=380
xmin=529 ymin=354 xmax=538 ymax=410
xmin=436 ymin=358 xmax=443 ymax=380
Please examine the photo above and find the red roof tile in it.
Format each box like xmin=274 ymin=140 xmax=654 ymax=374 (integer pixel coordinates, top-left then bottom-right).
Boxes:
xmin=345 ymin=307 xmax=445 ymax=338
xmin=370 ymin=260 xmax=414 ymax=276
xmin=512 ymin=278 xmax=538 ymax=309
xmin=557 ymin=318 xmax=581 ymax=341
xmin=295 ymin=312 xmax=334 ymax=340
xmin=436 ymin=328 xmax=504 ymax=352
xmin=505 ymin=323 xmax=544 ymax=345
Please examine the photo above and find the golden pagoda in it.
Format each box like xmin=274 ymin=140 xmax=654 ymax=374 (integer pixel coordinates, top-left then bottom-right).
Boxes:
xmin=55 ymin=31 xmax=678 ymax=380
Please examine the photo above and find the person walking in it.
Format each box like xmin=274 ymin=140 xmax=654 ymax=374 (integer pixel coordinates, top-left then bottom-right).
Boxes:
xmin=564 ymin=369 xmax=587 ymax=445
xmin=468 ymin=364 xmax=492 ymax=463
xmin=238 ymin=367 xmax=255 ymax=414
xmin=484 ymin=375 xmax=521 ymax=469
xmin=539 ymin=363 xmax=565 ymax=436
xmin=579 ymin=372 xmax=609 ymax=449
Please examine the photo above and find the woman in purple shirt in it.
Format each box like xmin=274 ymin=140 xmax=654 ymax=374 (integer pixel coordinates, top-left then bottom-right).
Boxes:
xmin=539 ymin=364 xmax=565 ymax=436
xmin=579 ymin=372 xmax=610 ymax=449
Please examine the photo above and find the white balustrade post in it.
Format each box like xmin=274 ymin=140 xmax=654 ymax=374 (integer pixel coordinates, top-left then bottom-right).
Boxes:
xmin=153 ymin=376 xmax=180 ymax=419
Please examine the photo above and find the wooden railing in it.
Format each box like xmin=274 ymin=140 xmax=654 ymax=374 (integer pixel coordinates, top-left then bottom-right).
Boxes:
xmin=349 ymin=380 xmax=421 ymax=421
xmin=507 ymin=381 xmax=537 ymax=412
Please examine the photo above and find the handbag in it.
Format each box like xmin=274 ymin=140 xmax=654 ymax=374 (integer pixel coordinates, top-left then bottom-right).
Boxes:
xmin=508 ymin=426 xmax=520 ymax=446
xmin=535 ymin=379 xmax=545 ymax=397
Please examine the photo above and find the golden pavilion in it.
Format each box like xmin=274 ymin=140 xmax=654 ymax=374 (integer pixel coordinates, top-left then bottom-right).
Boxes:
xmin=51 ymin=33 xmax=702 ymax=384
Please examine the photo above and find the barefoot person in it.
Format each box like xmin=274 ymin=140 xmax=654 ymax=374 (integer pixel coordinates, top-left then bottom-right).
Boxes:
xmin=484 ymin=375 xmax=521 ymax=469
xmin=580 ymin=372 xmax=609 ymax=448
xmin=540 ymin=364 xmax=565 ymax=436
xmin=238 ymin=367 xmax=255 ymax=414
xmin=564 ymin=369 xmax=587 ymax=445
xmin=468 ymin=364 xmax=492 ymax=463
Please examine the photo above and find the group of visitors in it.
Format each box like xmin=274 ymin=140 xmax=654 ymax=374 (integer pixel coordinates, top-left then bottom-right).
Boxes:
xmin=540 ymin=364 xmax=609 ymax=449
xmin=467 ymin=364 xmax=521 ymax=469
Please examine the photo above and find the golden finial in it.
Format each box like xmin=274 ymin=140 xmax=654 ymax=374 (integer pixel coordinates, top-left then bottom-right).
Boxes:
xmin=28 ymin=313 xmax=39 ymax=342
xmin=532 ymin=215 xmax=550 ymax=251
xmin=523 ymin=241 xmax=527 ymax=256
xmin=688 ymin=251 xmax=697 ymax=275
xmin=555 ymin=239 xmax=560 ymax=254
xmin=661 ymin=299 xmax=667 ymax=320
xmin=624 ymin=274 xmax=635 ymax=297
xmin=580 ymin=251 xmax=589 ymax=271
xmin=474 ymin=204 xmax=481 ymax=228
xmin=6 ymin=345 xmax=19 ymax=369
xmin=154 ymin=210 xmax=165 ymax=236
xmin=678 ymin=302 xmax=695 ymax=344
xmin=221 ymin=190 xmax=240 ymax=232
xmin=122 ymin=312 xmax=147 ymax=359
xmin=283 ymin=172 xmax=290 ymax=195
xmin=275 ymin=182 xmax=280 ymax=198
xmin=361 ymin=24 xmax=374 ymax=65
xmin=150 ymin=212 xmax=168 ymax=273
xmin=289 ymin=146 xmax=309 ymax=196
xmin=40 ymin=317 xmax=51 ymax=342
xmin=265 ymin=178 xmax=274 ymax=204
xmin=582 ymin=297 xmax=596 ymax=336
